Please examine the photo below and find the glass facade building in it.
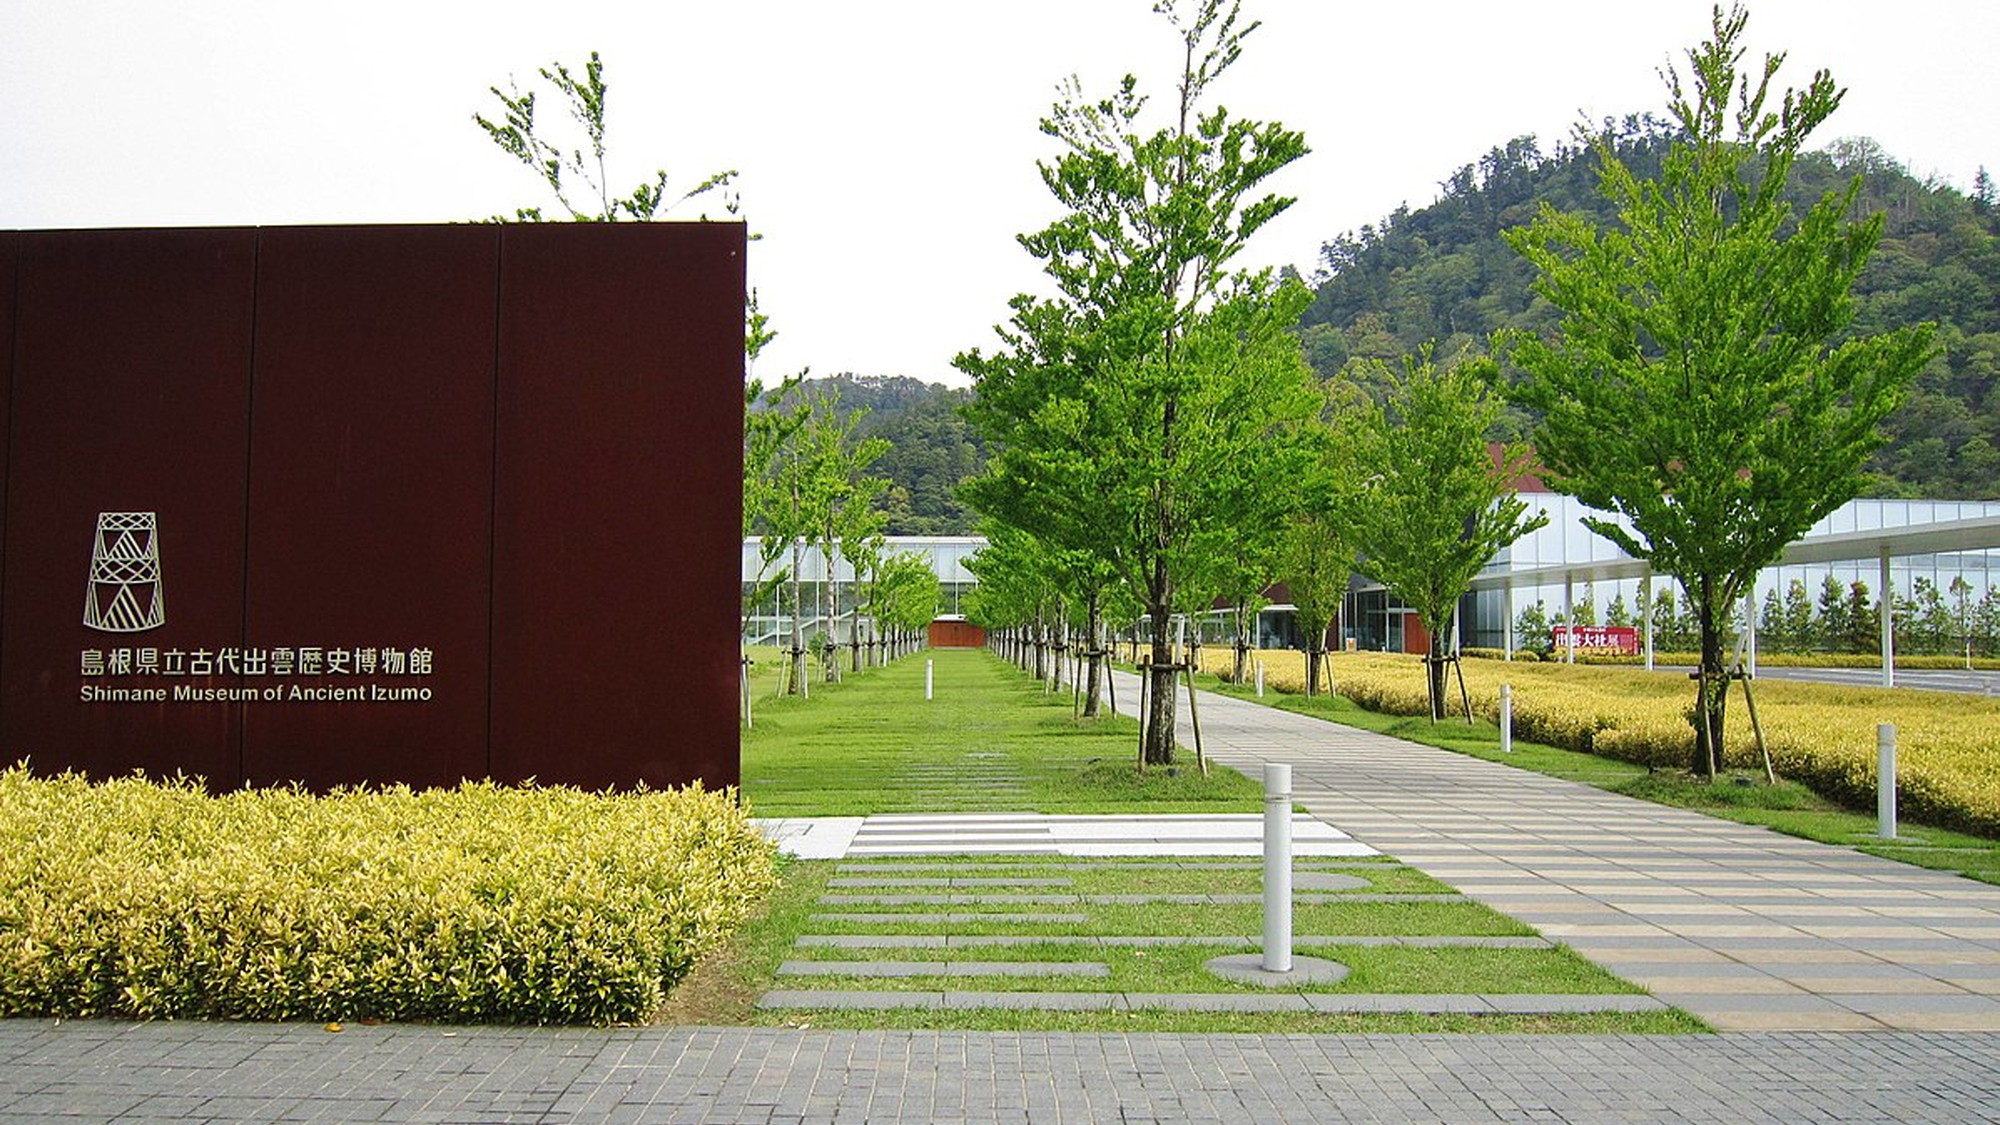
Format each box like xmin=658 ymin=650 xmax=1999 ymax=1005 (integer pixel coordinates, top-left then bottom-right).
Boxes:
xmin=744 ymin=499 xmax=2000 ymax=654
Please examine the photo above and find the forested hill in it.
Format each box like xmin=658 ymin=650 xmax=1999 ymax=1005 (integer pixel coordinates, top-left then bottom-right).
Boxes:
xmin=781 ymin=374 xmax=988 ymax=535
xmin=1298 ymin=117 xmax=2000 ymax=500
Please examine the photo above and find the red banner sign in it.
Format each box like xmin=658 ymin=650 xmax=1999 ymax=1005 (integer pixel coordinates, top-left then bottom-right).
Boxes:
xmin=1552 ymin=625 xmax=1640 ymax=655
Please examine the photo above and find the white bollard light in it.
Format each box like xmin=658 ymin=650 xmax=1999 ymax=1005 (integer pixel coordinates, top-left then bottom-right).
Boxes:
xmin=1263 ymin=762 xmax=1293 ymax=973
xmin=926 ymin=659 xmax=934 ymax=701
xmin=1500 ymin=683 xmax=1513 ymax=754
xmin=1256 ymin=660 xmax=1265 ymax=698
xmin=1878 ymin=722 xmax=1897 ymax=839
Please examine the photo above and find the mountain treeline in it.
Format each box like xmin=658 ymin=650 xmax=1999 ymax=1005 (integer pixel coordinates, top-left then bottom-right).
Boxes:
xmin=773 ymin=374 xmax=987 ymax=535
xmin=1298 ymin=118 xmax=2000 ymax=499
xmin=801 ymin=126 xmax=1997 ymax=535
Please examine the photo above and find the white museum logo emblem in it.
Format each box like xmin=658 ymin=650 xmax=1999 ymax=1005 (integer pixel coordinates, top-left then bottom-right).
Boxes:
xmin=83 ymin=511 xmax=165 ymax=633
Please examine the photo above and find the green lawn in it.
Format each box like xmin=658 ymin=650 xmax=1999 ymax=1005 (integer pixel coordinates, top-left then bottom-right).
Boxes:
xmin=742 ymin=648 xmax=1260 ymax=816
xmin=679 ymin=651 xmax=1706 ymax=1034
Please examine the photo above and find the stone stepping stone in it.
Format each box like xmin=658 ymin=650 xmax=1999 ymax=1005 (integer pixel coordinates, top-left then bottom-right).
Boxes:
xmin=834 ymin=860 xmax=1405 ymax=872
xmin=776 ymin=960 xmax=1110 ymax=978
xmin=1294 ymin=872 xmax=1370 ymax=891
xmin=808 ymin=912 xmax=1091 ymax=925
xmin=816 ymin=893 xmax=1467 ymax=906
xmin=753 ymin=990 xmax=1669 ymax=1013
xmin=820 ymin=894 xmax=1081 ymax=905
xmin=825 ymin=877 xmax=1074 ymax=888
xmin=791 ymin=934 xmax=1556 ymax=950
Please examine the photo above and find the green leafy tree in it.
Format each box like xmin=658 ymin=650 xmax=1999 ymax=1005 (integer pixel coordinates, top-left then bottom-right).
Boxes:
xmin=1514 ymin=600 xmax=1552 ymax=658
xmin=1757 ymin=586 xmax=1787 ymax=651
xmin=475 ymin=51 xmax=737 ymax=223
xmin=963 ymin=521 xmax=1065 ymax=681
xmin=1975 ymin=584 xmax=2000 ymax=657
xmin=1349 ymin=351 xmax=1547 ymax=719
xmin=1279 ymin=383 xmax=1365 ymax=694
xmin=1815 ymin=574 xmax=1849 ymax=653
xmin=1843 ymin=579 xmax=1881 ymax=654
xmin=869 ymin=550 xmax=942 ymax=658
xmin=1783 ymin=578 xmax=1817 ymax=652
xmin=958 ymin=0 xmax=1317 ymax=765
xmin=1504 ymin=6 xmax=1936 ymax=773
xmin=804 ymin=393 xmax=889 ymax=684
xmin=1949 ymin=575 xmax=1978 ymax=661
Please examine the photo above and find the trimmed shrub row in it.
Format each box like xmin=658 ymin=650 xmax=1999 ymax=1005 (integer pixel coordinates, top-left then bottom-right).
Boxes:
xmin=0 ymin=767 xmax=776 ymax=1025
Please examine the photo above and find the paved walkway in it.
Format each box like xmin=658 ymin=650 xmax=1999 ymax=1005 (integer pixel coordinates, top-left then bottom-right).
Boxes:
xmin=4 ymin=1021 xmax=1999 ymax=1124
xmin=1107 ymin=668 xmax=2000 ymax=1032
xmin=756 ymin=811 xmax=1376 ymax=859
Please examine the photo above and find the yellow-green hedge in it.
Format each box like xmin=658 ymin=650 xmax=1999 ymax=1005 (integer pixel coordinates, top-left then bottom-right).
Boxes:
xmin=0 ymin=767 xmax=776 ymax=1025
xmin=1475 ymin=649 xmax=2000 ymax=670
xmin=1217 ymin=650 xmax=2000 ymax=836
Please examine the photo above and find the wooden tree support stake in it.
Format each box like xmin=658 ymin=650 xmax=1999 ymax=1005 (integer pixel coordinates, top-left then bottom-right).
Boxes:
xmin=1182 ymin=662 xmax=1210 ymax=777
xmin=1731 ymin=665 xmax=1776 ymax=784
xmin=1135 ymin=657 xmax=1150 ymax=774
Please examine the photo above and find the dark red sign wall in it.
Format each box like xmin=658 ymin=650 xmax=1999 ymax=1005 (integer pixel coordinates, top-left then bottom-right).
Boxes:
xmin=0 ymin=223 xmax=744 ymax=793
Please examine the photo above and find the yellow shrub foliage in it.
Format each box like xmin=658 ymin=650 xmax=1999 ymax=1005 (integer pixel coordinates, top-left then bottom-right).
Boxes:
xmin=1213 ymin=650 xmax=2000 ymax=836
xmin=0 ymin=768 xmax=776 ymax=1025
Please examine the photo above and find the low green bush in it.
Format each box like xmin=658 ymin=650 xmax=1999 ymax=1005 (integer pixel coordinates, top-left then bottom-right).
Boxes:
xmin=0 ymin=766 xmax=776 ymax=1025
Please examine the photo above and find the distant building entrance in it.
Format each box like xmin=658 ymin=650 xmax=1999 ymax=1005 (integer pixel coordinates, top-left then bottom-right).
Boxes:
xmin=928 ymin=615 xmax=986 ymax=649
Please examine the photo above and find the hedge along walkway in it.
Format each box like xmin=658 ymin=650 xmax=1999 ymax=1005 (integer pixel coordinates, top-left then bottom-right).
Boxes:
xmin=1108 ymin=666 xmax=2000 ymax=1032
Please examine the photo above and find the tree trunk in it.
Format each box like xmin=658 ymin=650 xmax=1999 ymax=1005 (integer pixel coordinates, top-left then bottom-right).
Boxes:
xmin=1306 ymin=644 xmax=1322 ymax=697
xmin=1426 ymin=627 xmax=1448 ymax=722
xmin=788 ymin=537 xmax=806 ymax=696
xmin=1082 ymin=593 xmax=1103 ymax=719
xmin=1232 ymin=602 xmax=1251 ymax=685
xmin=1143 ymin=599 xmax=1177 ymax=766
xmin=1690 ymin=578 xmax=1728 ymax=778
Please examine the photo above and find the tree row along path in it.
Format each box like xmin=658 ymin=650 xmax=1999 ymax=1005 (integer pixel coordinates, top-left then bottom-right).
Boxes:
xmin=1103 ymin=666 xmax=2000 ymax=1031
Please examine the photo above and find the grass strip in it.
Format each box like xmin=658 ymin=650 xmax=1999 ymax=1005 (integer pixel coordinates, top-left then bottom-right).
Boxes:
xmin=743 ymin=649 xmax=1259 ymax=817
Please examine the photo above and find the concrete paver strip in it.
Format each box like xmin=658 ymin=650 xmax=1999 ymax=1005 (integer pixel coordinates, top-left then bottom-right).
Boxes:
xmin=776 ymin=960 xmax=1112 ymax=978
xmin=793 ymin=933 xmax=1558 ymax=949
xmin=815 ymin=891 xmax=1466 ymax=905
xmin=1108 ymin=667 xmax=2000 ymax=1032
xmin=753 ymin=990 xmax=1666 ymax=1014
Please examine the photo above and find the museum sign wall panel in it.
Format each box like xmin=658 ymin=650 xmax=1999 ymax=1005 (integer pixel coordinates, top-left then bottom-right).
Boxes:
xmin=0 ymin=223 xmax=743 ymax=792
xmin=4 ymin=229 xmax=258 ymax=784
xmin=490 ymin=223 xmax=744 ymax=791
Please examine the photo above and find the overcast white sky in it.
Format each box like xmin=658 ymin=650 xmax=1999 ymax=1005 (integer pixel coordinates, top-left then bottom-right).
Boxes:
xmin=4 ymin=1 xmax=1995 ymax=386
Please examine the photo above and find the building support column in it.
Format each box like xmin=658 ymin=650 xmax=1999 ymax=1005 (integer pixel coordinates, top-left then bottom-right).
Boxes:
xmin=1744 ymin=585 xmax=1758 ymax=678
xmin=1642 ymin=567 xmax=1655 ymax=672
xmin=1564 ymin=572 xmax=1576 ymax=664
xmin=1880 ymin=547 xmax=1895 ymax=689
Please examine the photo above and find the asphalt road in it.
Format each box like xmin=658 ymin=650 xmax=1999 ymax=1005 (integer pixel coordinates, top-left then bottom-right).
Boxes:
xmin=1645 ymin=663 xmax=2000 ymax=696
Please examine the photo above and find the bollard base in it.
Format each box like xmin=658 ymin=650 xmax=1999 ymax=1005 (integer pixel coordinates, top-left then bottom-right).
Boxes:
xmin=1205 ymin=953 xmax=1349 ymax=988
